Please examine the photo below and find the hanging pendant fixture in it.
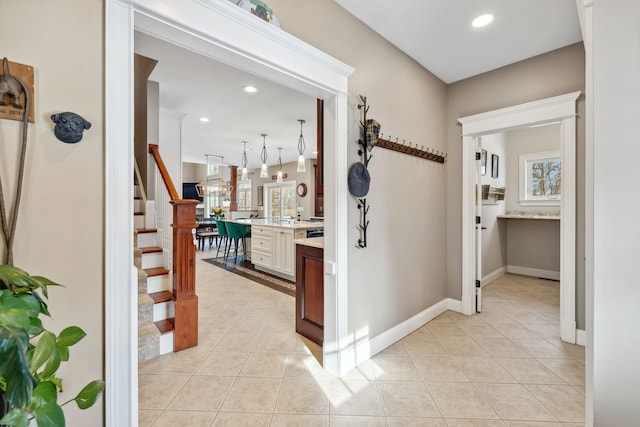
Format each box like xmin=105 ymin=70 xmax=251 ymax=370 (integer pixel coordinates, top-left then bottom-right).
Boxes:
xmin=260 ymin=133 xmax=268 ymax=178
xmin=296 ymin=119 xmax=306 ymax=172
xmin=241 ymin=141 xmax=249 ymax=182
xmin=276 ymin=147 xmax=283 ymax=184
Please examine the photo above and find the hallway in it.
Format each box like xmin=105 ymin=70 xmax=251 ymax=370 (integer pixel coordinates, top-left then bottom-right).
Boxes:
xmin=139 ymin=252 xmax=585 ymax=426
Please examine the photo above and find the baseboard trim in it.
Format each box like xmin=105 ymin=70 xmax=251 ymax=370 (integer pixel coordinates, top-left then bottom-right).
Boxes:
xmin=482 ymin=267 xmax=506 ymax=287
xmin=576 ymin=329 xmax=586 ymax=347
xmin=346 ymin=298 xmax=454 ymax=369
xmin=507 ymin=265 xmax=560 ymax=281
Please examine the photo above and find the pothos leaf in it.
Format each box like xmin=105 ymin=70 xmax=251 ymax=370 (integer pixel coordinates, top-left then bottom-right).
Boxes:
xmin=57 ymin=326 xmax=86 ymax=347
xmin=34 ymin=402 xmax=65 ymax=427
xmin=74 ymin=380 xmax=105 ymax=409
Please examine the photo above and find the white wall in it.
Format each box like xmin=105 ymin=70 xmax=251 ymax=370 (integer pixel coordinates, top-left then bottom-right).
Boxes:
xmin=0 ymin=1 xmax=104 ymax=424
xmin=269 ymin=0 xmax=448 ymax=349
xmin=503 ymin=124 xmax=561 ymax=278
xmin=158 ymin=109 xmax=186 ymax=196
xmin=505 ymin=124 xmax=561 ymax=214
xmin=592 ymin=0 xmax=640 ymax=423
xmin=480 ymin=133 xmax=507 ymax=281
xmin=182 ymin=161 xmax=206 ymax=183
xmin=446 ymin=43 xmax=586 ymax=331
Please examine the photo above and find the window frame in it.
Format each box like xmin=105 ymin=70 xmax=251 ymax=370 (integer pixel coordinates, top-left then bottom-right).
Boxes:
xmin=519 ymin=150 xmax=561 ymax=206
xmin=236 ymin=179 xmax=252 ymax=211
xmin=264 ymin=181 xmax=297 ymax=219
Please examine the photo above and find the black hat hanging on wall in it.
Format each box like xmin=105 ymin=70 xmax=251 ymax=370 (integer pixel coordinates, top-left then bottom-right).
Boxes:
xmin=348 ymin=162 xmax=371 ymax=198
xmin=50 ymin=112 xmax=91 ymax=143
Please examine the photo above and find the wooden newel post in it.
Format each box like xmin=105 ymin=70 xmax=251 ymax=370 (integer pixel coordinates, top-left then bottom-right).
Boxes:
xmin=170 ymin=199 xmax=199 ymax=351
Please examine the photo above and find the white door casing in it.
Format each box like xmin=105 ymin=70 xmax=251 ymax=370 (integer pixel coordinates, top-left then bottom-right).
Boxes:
xmin=475 ymin=137 xmax=483 ymax=312
xmin=458 ymin=91 xmax=581 ymax=343
xmin=105 ymin=1 xmax=354 ymax=425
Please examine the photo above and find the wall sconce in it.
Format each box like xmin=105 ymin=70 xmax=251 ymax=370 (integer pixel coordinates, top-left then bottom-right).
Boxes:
xmin=297 ymin=119 xmax=306 ymax=172
xmin=260 ymin=133 xmax=268 ymax=178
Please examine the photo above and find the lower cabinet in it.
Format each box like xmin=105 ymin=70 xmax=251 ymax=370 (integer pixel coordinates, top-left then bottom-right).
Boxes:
xmin=295 ymin=244 xmax=324 ymax=345
xmin=272 ymin=229 xmax=294 ymax=276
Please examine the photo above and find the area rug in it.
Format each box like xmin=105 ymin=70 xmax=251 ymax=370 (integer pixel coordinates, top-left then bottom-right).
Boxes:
xmin=202 ymin=256 xmax=295 ymax=297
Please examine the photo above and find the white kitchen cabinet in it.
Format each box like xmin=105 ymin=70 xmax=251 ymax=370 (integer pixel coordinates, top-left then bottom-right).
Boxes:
xmin=248 ymin=222 xmax=321 ymax=281
xmin=272 ymin=228 xmax=294 ymax=277
xmin=251 ymin=225 xmax=273 ymax=269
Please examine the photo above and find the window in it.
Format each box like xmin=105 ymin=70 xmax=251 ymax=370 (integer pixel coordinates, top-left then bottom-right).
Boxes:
xmin=237 ymin=180 xmax=252 ymax=211
xmin=265 ymin=182 xmax=296 ymax=219
xmin=519 ymin=151 xmax=561 ymax=205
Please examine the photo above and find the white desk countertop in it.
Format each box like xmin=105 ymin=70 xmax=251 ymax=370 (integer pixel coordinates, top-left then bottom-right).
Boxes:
xmin=497 ymin=212 xmax=560 ymax=221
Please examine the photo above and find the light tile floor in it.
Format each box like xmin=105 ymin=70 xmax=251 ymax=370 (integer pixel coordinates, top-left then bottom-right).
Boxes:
xmin=139 ymin=250 xmax=585 ymax=426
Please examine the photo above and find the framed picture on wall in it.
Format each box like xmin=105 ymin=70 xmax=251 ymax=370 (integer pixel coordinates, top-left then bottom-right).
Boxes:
xmin=257 ymin=185 xmax=263 ymax=206
xmin=492 ymin=154 xmax=499 ymax=178
xmin=481 ymin=149 xmax=487 ymax=176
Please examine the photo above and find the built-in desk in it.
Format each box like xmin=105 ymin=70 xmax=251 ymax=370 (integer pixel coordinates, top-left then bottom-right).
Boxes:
xmin=497 ymin=212 xmax=560 ymax=280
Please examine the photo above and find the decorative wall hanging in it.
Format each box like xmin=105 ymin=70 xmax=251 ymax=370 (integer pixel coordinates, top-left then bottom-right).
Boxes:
xmin=50 ymin=112 xmax=92 ymax=143
xmin=0 ymin=58 xmax=35 ymax=123
xmin=0 ymin=58 xmax=33 ymax=265
xmin=349 ymin=94 xmax=378 ymax=249
xmin=235 ymin=0 xmax=281 ymax=27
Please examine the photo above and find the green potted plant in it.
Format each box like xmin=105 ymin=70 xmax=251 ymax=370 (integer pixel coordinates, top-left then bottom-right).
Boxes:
xmin=0 ymin=265 xmax=104 ymax=427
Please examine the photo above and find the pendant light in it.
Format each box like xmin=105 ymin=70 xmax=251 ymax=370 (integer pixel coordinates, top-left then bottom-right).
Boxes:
xmin=296 ymin=119 xmax=306 ymax=172
xmin=276 ymin=147 xmax=283 ymax=184
xmin=241 ymin=141 xmax=249 ymax=182
xmin=260 ymin=133 xmax=268 ymax=178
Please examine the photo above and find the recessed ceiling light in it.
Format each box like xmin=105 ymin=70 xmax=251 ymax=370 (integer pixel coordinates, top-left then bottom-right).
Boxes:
xmin=472 ymin=14 xmax=493 ymax=28
xmin=243 ymin=85 xmax=257 ymax=93
xmin=199 ymin=117 xmax=209 ymax=123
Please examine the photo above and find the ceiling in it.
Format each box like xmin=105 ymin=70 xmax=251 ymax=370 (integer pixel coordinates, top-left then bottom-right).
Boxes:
xmin=134 ymin=1 xmax=583 ymax=169
xmin=135 ymin=31 xmax=318 ymax=169
xmin=335 ymin=0 xmax=583 ymax=83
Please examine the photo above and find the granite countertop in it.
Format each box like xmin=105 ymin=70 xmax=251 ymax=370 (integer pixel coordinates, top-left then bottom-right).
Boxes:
xmin=234 ymin=218 xmax=324 ymax=230
xmin=497 ymin=211 xmax=560 ymax=220
xmin=294 ymin=237 xmax=324 ymax=249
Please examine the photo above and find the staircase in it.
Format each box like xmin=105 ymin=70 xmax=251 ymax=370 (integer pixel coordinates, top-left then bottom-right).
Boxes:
xmin=134 ymin=181 xmax=175 ymax=362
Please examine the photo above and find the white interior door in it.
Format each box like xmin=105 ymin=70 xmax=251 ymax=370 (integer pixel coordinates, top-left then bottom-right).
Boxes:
xmin=474 ymin=137 xmax=483 ymax=313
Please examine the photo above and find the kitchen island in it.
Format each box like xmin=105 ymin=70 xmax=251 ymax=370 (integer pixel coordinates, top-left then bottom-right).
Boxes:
xmin=234 ymin=219 xmax=323 ymax=282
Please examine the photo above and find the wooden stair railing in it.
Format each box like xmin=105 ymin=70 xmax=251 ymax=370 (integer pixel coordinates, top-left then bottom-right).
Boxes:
xmin=148 ymin=144 xmax=198 ymax=352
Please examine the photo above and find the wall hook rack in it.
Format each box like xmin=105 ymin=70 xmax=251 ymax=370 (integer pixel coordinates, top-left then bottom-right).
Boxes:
xmin=376 ymin=131 xmax=447 ymax=163
xmin=352 ymin=94 xmax=377 ymax=248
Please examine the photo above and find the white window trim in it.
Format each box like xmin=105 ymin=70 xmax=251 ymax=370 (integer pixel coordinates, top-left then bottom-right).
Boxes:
xmin=264 ymin=180 xmax=296 ymax=219
xmin=519 ymin=150 xmax=561 ymax=206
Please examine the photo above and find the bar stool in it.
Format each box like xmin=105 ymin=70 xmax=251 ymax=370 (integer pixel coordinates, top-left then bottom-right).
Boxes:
xmin=225 ymin=222 xmax=250 ymax=262
xmin=215 ymin=219 xmax=229 ymax=259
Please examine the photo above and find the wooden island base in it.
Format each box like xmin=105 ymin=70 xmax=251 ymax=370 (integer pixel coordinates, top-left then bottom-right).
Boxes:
xmin=295 ymin=242 xmax=324 ymax=346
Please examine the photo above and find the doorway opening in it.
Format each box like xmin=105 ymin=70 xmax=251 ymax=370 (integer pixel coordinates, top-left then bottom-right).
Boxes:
xmin=105 ymin=1 xmax=353 ymax=424
xmin=458 ymin=92 xmax=581 ymax=344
